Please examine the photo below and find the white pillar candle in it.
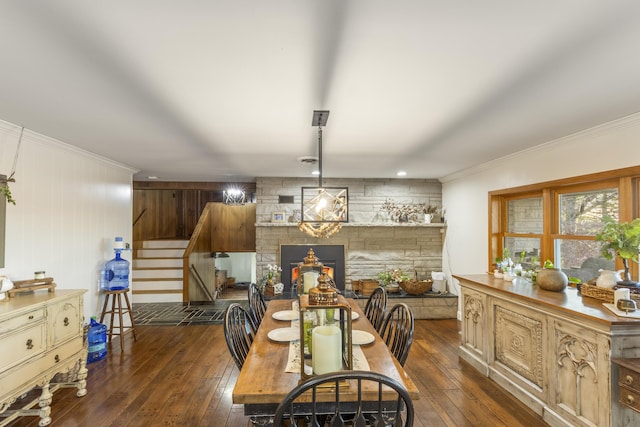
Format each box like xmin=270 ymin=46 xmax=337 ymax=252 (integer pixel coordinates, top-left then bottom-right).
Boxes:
xmin=303 ymin=271 xmax=318 ymax=294
xmin=312 ymin=325 xmax=342 ymax=374
xmin=615 ymin=288 xmax=630 ymax=305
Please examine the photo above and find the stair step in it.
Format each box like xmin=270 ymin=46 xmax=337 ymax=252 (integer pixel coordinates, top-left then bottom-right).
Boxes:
xmin=134 ymin=258 xmax=183 ymax=268
xmin=133 ymin=280 xmax=183 ymax=291
xmin=142 ymin=240 xmax=189 ymax=249
xmin=132 ymin=268 xmax=183 ymax=279
xmin=132 ymin=292 xmax=183 ymax=304
xmin=137 ymin=248 xmax=185 ymax=258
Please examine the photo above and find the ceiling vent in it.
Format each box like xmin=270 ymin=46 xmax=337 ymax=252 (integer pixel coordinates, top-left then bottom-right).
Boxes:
xmin=298 ymin=156 xmax=318 ymax=165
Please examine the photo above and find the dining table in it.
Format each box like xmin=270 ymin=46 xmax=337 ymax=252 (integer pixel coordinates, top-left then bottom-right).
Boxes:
xmin=232 ymin=297 xmax=419 ymax=418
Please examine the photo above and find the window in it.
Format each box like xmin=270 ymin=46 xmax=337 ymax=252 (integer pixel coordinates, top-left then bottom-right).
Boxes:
xmin=489 ymin=166 xmax=640 ymax=283
xmin=503 ymin=196 xmax=542 ymax=270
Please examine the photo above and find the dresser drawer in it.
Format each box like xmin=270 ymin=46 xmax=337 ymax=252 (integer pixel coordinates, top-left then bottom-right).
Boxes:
xmin=0 ymin=322 xmax=46 ymax=374
xmin=619 ymin=365 xmax=640 ymax=393
xmin=619 ymin=384 xmax=640 ymax=413
xmin=0 ymin=307 xmax=45 ymax=335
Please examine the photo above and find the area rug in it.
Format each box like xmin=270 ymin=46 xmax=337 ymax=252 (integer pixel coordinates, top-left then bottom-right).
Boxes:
xmin=132 ymin=300 xmax=249 ymax=326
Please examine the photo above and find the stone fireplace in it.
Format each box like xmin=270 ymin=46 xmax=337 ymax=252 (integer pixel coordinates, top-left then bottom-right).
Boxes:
xmin=280 ymin=244 xmax=346 ymax=293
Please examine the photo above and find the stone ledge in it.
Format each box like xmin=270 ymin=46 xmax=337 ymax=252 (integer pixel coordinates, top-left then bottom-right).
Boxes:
xmin=354 ymin=293 xmax=457 ymax=320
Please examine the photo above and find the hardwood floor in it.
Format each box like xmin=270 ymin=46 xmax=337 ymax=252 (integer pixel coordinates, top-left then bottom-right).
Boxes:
xmin=6 ymin=319 xmax=549 ymax=427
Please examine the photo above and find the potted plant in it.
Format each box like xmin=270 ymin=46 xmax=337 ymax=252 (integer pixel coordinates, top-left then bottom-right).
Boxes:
xmin=595 ymin=216 xmax=640 ymax=287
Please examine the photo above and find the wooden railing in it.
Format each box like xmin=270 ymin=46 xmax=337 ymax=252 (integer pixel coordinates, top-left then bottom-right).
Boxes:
xmin=182 ymin=204 xmax=214 ymax=302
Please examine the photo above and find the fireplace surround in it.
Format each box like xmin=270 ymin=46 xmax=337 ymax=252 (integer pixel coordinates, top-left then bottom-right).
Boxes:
xmin=280 ymin=245 xmax=345 ymax=294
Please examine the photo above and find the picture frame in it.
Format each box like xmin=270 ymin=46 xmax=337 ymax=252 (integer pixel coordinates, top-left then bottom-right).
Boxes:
xmin=271 ymin=212 xmax=286 ymax=223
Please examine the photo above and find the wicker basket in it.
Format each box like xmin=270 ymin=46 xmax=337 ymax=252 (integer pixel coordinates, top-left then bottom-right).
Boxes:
xmin=580 ymin=283 xmax=640 ymax=303
xmin=398 ymin=279 xmax=433 ymax=295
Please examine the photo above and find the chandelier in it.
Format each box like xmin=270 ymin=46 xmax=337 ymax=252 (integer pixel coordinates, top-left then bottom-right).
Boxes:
xmin=223 ymin=187 xmax=246 ymax=205
xmin=298 ymin=110 xmax=348 ymax=238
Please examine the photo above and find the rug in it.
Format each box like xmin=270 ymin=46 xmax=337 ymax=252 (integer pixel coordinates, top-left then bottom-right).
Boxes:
xmin=132 ymin=300 xmax=249 ymax=326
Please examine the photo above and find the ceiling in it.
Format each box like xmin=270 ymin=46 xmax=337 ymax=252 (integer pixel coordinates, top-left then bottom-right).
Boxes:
xmin=2 ymin=1 xmax=640 ymax=183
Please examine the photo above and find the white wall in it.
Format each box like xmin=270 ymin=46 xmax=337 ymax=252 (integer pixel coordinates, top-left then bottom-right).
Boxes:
xmin=441 ymin=113 xmax=640 ymax=317
xmin=0 ymin=120 xmax=136 ymax=321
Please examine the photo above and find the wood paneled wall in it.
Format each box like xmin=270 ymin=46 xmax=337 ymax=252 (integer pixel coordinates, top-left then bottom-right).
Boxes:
xmin=210 ymin=203 xmax=256 ymax=252
xmin=132 ymin=181 xmax=256 ymax=251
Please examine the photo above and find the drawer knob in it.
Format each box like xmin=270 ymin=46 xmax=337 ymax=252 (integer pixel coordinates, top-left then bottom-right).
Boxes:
xmin=54 ymin=354 xmax=60 ymax=363
xmin=64 ymin=317 xmax=69 ymax=326
xmin=625 ymin=375 xmax=635 ymax=385
xmin=26 ymin=339 xmax=33 ymax=350
xmin=28 ymin=315 xmax=34 ymax=320
xmin=626 ymin=394 xmax=635 ymax=405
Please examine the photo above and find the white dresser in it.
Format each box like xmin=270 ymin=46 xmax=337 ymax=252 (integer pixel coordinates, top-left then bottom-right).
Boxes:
xmin=0 ymin=289 xmax=87 ymax=426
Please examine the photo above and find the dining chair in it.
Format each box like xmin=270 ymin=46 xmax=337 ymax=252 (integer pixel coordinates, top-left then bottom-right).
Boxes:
xmin=379 ymin=303 xmax=415 ymax=366
xmin=363 ymin=286 xmax=387 ymax=333
xmin=248 ymin=283 xmax=267 ymax=326
xmin=272 ymin=370 xmax=414 ymax=427
xmin=223 ymin=303 xmax=257 ymax=371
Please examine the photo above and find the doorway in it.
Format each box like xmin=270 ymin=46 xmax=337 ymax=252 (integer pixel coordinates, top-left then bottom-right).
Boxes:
xmin=215 ymin=252 xmax=256 ymax=300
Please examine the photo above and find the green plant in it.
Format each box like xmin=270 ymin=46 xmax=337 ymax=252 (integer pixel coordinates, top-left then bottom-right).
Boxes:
xmin=543 ymin=259 xmax=554 ymax=269
xmin=595 ymin=216 xmax=640 ymax=284
xmin=518 ymin=250 xmax=526 ymax=264
xmin=377 ymin=269 xmax=409 ymax=286
xmin=0 ymin=173 xmax=16 ymax=205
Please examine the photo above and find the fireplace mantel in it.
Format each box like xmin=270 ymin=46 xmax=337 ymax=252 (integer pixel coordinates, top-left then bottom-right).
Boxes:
xmin=256 ymin=222 xmax=446 ymax=227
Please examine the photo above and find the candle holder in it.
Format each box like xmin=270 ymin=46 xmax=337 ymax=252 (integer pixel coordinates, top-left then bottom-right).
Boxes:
xmin=297 ymin=248 xmax=324 ymax=295
xmin=298 ymin=294 xmax=353 ymax=381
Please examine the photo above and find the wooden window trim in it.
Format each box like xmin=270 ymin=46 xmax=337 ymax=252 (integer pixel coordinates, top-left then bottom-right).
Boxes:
xmin=489 ymin=165 xmax=640 ymax=277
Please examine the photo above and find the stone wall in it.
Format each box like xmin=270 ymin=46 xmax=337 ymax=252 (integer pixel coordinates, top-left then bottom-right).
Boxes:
xmin=256 ymin=177 xmax=445 ymax=289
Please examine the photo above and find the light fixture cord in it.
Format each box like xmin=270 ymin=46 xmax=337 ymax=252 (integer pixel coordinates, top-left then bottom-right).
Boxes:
xmin=318 ymin=126 xmax=323 ymax=187
xmin=8 ymin=126 xmax=24 ymax=181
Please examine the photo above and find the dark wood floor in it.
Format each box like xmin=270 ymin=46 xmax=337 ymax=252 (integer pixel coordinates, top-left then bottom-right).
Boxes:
xmin=6 ymin=319 xmax=549 ymax=427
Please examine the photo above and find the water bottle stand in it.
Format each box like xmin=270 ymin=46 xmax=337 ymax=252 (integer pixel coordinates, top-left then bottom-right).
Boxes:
xmin=99 ymin=290 xmax=137 ymax=352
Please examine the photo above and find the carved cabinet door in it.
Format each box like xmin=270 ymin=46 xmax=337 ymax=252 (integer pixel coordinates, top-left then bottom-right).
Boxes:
xmin=548 ymin=319 xmax=610 ymax=427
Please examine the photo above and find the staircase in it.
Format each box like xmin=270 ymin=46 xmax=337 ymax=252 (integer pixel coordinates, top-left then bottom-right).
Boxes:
xmin=132 ymin=239 xmax=188 ymax=303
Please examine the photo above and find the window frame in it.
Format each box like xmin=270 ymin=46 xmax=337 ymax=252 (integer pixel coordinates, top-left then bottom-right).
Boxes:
xmin=489 ymin=166 xmax=640 ymax=280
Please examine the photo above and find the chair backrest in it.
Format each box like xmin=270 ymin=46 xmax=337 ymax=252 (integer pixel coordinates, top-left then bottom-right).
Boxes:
xmin=272 ymin=370 xmax=414 ymax=427
xmin=380 ymin=303 xmax=415 ymax=366
xmin=364 ymin=286 xmax=387 ymax=333
xmin=248 ymin=283 xmax=267 ymax=326
xmin=223 ymin=303 xmax=257 ymax=370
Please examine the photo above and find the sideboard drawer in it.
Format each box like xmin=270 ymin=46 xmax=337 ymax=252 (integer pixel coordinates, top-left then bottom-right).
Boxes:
xmin=619 ymin=365 xmax=640 ymax=393
xmin=0 ymin=307 xmax=45 ymax=335
xmin=619 ymin=385 xmax=640 ymax=413
xmin=614 ymin=359 xmax=640 ymax=415
xmin=0 ymin=322 xmax=46 ymax=373
xmin=0 ymin=336 xmax=83 ymax=397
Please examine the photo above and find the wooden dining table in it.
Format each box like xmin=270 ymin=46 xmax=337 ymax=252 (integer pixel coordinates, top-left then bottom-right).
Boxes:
xmin=232 ymin=298 xmax=419 ymax=417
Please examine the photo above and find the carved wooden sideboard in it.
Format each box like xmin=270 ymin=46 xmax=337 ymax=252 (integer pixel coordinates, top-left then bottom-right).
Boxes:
xmin=0 ymin=289 xmax=87 ymax=426
xmin=455 ymin=274 xmax=640 ymax=427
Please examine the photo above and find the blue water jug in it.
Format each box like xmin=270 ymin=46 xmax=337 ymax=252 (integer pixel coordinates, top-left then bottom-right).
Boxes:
xmin=102 ymin=250 xmax=130 ymax=291
xmin=87 ymin=317 xmax=107 ymax=363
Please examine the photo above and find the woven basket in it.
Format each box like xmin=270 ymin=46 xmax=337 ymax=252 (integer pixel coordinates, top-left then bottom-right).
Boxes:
xmin=398 ymin=279 xmax=433 ymax=295
xmin=580 ymin=283 xmax=640 ymax=303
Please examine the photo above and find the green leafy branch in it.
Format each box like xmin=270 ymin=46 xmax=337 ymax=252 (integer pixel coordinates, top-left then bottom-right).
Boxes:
xmin=0 ymin=172 xmax=16 ymax=205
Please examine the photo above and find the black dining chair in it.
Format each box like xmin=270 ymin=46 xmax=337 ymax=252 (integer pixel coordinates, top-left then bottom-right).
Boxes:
xmin=363 ymin=286 xmax=387 ymax=333
xmin=272 ymin=370 xmax=414 ymax=427
xmin=380 ymin=303 xmax=415 ymax=367
xmin=248 ymin=282 xmax=267 ymax=326
xmin=223 ymin=303 xmax=258 ymax=370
